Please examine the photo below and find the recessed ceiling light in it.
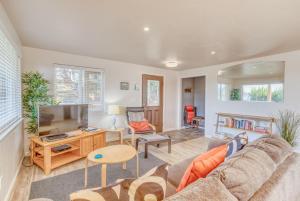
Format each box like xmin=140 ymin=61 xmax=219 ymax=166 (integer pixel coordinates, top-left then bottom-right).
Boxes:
xmin=143 ymin=27 xmax=150 ymax=32
xmin=211 ymin=51 xmax=216 ymax=55
xmin=165 ymin=61 xmax=178 ymax=68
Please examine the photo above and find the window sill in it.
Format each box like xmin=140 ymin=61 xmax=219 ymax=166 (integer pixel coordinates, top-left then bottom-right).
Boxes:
xmin=0 ymin=118 xmax=23 ymax=142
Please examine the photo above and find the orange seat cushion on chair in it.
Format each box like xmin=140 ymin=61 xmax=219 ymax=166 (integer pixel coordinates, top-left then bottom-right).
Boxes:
xmin=176 ymin=144 xmax=227 ymax=192
xmin=129 ymin=120 xmax=151 ymax=132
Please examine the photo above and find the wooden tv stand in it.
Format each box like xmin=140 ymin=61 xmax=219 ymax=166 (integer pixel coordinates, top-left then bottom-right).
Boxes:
xmin=31 ymin=129 xmax=106 ymax=175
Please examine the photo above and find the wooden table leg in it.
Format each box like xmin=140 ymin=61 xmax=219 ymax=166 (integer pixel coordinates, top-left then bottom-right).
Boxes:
xmin=122 ymin=162 xmax=126 ymax=169
xmin=145 ymin=143 xmax=148 ymax=158
xmin=84 ymin=158 xmax=88 ymax=187
xmin=135 ymin=138 xmax=139 ymax=150
xmin=136 ymin=151 xmax=139 ymax=177
xmin=120 ymin=130 xmax=124 ymax=144
xmin=168 ymin=139 xmax=171 ymax=153
xmin=101 ymin=164 xmax=107 ymax=188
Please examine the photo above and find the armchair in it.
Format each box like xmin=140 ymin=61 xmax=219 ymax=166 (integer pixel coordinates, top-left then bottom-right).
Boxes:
xmin=126 ymin=107 xmax=156 ymax=145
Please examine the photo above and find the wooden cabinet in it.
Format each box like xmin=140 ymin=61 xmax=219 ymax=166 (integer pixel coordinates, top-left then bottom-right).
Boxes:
xmin=93 ymin=134 xmax=105 ymax=150
xmin=81 ymin=137 xmax=94 ymax=157
xmin=31 ymin=130 xmax=106 ymax=175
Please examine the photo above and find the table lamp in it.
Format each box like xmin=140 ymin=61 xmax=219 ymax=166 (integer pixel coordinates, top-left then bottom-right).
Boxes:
xmin=108 ymin=105 xmax=121 ymax=130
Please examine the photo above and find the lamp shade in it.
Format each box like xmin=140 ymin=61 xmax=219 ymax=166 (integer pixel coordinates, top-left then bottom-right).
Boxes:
xmin=108 ymin=105 xmax=121 ymax=115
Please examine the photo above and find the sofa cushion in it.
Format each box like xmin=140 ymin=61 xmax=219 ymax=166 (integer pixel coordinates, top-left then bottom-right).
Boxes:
xmin=164 ymin=177 xmax=238 ymax=201
xmin=209 ymin=147 xmax=276 ymax=201
xmin=249 ymin=153 xmax=300 ymax=201
xmin=167 ymin=157 xmax=194 ymax=187
xmin=177 ymin=144 xmax=227 ymax=192
xmin=246 ymin=135 xmax=292 ymax=165
xmin=70 ymin=164 xmax=168 ymax=201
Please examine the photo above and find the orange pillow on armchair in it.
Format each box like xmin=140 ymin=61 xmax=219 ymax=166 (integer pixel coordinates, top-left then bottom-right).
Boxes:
xmin=176 ymin=144 xmax=227 ymax=192
xmin=129 ymin=120 xmax=151 ymax=132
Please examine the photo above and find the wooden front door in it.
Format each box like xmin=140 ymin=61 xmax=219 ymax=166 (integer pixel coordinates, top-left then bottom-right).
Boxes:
xmin=142 ymin=74 xmax=164 ymax=132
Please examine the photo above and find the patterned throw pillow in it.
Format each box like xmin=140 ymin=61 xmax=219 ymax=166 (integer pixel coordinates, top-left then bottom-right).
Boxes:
xmin=226 ymin=132 xmax=248 ymax=158
xmin=70 ymin=164 xmax=169 ymax=201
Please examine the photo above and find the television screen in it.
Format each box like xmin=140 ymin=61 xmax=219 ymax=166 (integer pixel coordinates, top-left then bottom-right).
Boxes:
xmin=38 ymin=104 xmax=88 ymax=136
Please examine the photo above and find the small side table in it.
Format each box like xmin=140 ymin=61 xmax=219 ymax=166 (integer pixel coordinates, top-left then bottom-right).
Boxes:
xmin=85 ymin=145 xmax=139 ymax=188
xmin=136 ymin=135 xmax=171 ymax=158
xmin=105 ymin=128 xmax=125 ymax=144
xmin=192 ymin=116 xmax=205 ymax=128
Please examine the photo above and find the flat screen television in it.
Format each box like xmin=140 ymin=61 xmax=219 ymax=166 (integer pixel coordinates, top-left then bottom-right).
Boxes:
xmin=38 ymin=104 xmax=88 ymax=136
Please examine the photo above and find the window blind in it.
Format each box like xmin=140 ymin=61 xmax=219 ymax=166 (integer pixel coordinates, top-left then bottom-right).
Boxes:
xmin=54 ymin=64 xmax=104 ymax=109
xmin=0 ymin=28 xmax=21 ymax=135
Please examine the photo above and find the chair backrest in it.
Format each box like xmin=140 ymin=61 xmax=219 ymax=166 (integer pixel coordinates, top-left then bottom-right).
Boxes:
xmin=184 ymin=105 xmax=197 ymax=124
xmin=126 ymin=107 xmax=145 ymax=122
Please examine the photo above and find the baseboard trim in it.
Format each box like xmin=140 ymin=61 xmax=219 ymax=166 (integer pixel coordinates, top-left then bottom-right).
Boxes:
xmin=4 ymin=154 xmax=24 ymax=201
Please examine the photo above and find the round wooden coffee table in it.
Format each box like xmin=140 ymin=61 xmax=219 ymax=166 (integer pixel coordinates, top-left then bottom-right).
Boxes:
xmin=84 ymin=145 xmax=139 ymax=187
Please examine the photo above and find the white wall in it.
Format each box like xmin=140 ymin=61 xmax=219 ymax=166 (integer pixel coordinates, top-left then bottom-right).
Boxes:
xmin=178 ymin=50 xmax=300 ymax=141
xmin=0 ymin=3 xmax=24 ymax=201
xmin=22 ymin=47 xmax=179 ymax=133
xmin=194 ymin=76 xmax=205 ymax=117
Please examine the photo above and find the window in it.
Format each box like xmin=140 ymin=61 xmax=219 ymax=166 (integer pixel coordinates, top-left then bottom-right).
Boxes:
xmin=242 ymin=83 xmax=283 ymax=102
xmin=0 ymin=28 xmax=21 ymax=134
xmin=218 ymin=83 xmax=230 ymax=101
xmin=54 ymin=64 xmax=104 ymax=109
xmin=147 ymin=80 xmax=160 ymax=106
xmin=271 ymin=83 xmax=284 ymax=102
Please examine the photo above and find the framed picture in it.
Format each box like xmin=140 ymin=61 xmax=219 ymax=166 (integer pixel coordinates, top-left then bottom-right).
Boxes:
xmin=120 ymin=82 xmax=129 ymax=90
xmin=184 ymin=88 xmax=192 ymax=93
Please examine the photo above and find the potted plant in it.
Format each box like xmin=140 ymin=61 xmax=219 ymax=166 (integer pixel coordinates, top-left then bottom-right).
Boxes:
xmin=276 ymin=110 xmax=300 ymax=146
xmin=230 ymin=88 xmax=241 ymax=101
xmin=22 ymin=72 xmax=58 ymax=165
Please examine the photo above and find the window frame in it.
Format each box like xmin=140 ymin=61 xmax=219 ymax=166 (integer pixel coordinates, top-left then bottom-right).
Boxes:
xmin=241 ymin=82 xmax=284 ymax=103
xmin=53 ymin=64 xmax=105 ymax=111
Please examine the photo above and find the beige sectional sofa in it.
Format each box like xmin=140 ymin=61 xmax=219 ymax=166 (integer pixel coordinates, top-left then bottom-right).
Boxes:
xmin=165 ymin=135 xmax=300 ymax=201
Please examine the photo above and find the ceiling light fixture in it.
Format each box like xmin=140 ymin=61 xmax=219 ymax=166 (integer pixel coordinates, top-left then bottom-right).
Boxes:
xmin=211 ymin=51 xmax=216 ymax=55
xmin=143 ymin=27 xmax=150 ymax=32
xmin=218 ymin=70 xmax=224 ymax=75
xmin=165 ymin=61 xmax=178 ymax=68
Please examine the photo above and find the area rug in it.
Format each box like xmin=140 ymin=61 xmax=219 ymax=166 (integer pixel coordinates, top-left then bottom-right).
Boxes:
xmin=29 ymin=153 xmax=166 ymax=201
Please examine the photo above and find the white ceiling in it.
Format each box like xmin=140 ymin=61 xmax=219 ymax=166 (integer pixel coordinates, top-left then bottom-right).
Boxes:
xmin=2 ymin=0 xmax=300 ymax=70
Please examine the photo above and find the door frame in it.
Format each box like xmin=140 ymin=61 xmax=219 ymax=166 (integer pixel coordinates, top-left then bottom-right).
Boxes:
xmin=178 ymin=75 xmax=206 ymax=129
xmin=142 ymin=74 xmax=164 ymax=132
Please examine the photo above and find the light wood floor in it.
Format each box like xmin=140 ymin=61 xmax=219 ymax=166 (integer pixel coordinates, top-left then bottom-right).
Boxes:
xmin=9 ymin=136 xmax=210 ymax=201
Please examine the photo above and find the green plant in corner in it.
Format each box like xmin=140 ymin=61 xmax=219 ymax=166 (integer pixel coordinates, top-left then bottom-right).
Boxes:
xmin=276 ymin=110 xmax=300 ymax=146
xmin=22 ymin=71 xmax=58 ymax=135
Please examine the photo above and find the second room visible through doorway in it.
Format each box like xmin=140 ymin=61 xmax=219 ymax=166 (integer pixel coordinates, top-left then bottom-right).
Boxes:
xmin=181 ymin=76 xmax=205 ymax=129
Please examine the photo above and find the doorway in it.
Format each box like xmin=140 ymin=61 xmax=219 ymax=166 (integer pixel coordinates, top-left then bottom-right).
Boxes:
xmin=181 ymin=76 xmax=206 ymax=129
xmin=142 ymin=74 xmax=164 ymax=132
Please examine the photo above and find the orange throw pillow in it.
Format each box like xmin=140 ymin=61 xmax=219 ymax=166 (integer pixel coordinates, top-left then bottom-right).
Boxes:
xmin=129 ymin=121 xmax=151 ymax=132
xmin=176 ymin=144 xmax=227 ymax=192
